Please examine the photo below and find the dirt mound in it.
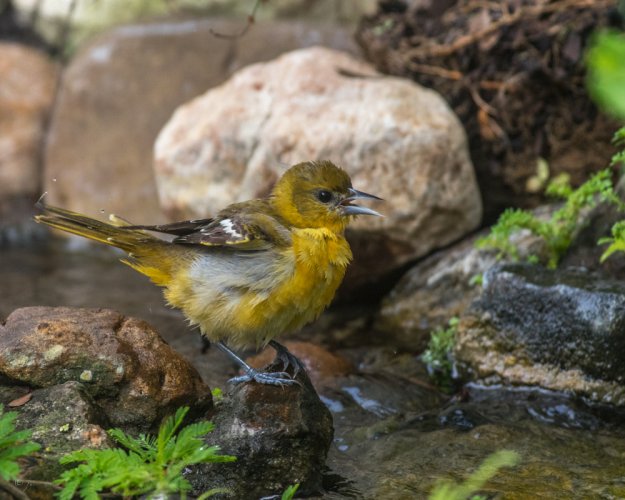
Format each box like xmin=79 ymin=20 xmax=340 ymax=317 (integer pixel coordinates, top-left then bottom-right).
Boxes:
xmin=357 ymin=0 xmax=624 ymax=222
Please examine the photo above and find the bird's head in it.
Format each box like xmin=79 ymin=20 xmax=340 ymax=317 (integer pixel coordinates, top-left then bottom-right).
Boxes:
xmin=270 ymin=160 xmax=382 ymax=232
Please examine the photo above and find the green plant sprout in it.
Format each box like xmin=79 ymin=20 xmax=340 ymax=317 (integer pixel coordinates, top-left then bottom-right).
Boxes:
xmin=429 ymin=450 xmax=520 ymax=500
xmin=469 ymin=273 xmax=483 ymax=287
xmin=0 ymin=404 xmax=41 ymax=482
xmin=55 ymin=407 xmax=235 ymax=500
xmin=599 ymin=220 xmax=625 ymax=262
xmin=476 ymin=169 xmax=624 ymax=268
xmin=282 ymin=483 xmax=300 ymax=500
xmin=422 ymin=317 xmax=459 ymax=390
xmin=211 ymin=387 xmax=224 ymax=403
xmin=610 ymin=127 xmax=625 ymax=169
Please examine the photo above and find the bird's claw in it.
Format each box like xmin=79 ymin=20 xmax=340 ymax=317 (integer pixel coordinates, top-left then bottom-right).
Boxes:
xmin=270 ymin=341 xmax=305 ymax=378
xmin=229 ymin=368 xmax=301 ymax=386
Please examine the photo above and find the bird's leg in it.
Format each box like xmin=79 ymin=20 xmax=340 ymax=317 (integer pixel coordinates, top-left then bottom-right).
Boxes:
xmin=269 ymin=340 xmax=305 ymax=378
xmin=200 ymin=334 xmax=211 ymax=354
xmin=215 ymin=341 xmax=299 ymax=386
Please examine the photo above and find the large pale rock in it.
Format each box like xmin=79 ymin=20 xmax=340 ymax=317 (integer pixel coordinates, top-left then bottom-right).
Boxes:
xmin=0 ymin=43 xmax=58 ymax=224
xmin=155 ymin=47 xmax=482 ymax=286
xmin=44 ymin=19 xmax=358 ymax=225
xmin=0 ymin=307 xmax=211 ymax=431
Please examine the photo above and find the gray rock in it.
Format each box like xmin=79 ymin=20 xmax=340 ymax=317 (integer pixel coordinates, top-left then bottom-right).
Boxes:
xmin=375 ymin=235 xmax=496 ymax=351
xmin=188 ymin=361 xmax=333 ymax=498
xmin=13 ymin=0 xmax=375 ymax=47
xmin=375 ymin=227 xmax=546 ymax=351
xmin=455 ymin=264 xmax=625 ymax=405
xmin=12 ymin=382 xmax=111 ymax=486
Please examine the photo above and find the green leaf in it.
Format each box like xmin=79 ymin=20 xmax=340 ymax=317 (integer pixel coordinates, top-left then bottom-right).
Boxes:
xmin=0 ymin=404 xmax=41 ymax=481
xmin=587 ymin=30 xmax=625 ymax=121
xmin=282 ymin=483 xmax=300 ymax=500
xmin=429 ymin=450 xmax=520 ymax=500
xmin=197 ymin=487 xmax=232 ymax=499
xmin=599 ymin=220 xmax=625 ymax=262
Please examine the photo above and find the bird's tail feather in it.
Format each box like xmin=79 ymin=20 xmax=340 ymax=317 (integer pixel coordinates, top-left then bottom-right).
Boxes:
xmin=34 ymin=202 xmax=178 ymax=286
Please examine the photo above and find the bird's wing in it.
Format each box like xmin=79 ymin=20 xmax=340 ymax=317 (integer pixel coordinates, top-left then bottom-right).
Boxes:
xmin=120 ymin=219 xmax=214 ymax=236
xmin=120 ymin=201 xmax=289 ymax=251
xmin=172 ymin=213 xmax=289 ymax=250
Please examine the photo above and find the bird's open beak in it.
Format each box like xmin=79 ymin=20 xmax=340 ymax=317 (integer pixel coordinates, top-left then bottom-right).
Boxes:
xmin=340 ymin=188 xmax=384 ymax=217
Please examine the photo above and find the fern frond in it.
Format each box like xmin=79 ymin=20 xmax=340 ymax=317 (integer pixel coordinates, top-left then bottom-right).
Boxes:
xmin=55 ymin=406 xmax=235 ymax=499
xmin=0 ymin=405 xmax=41 ymax=481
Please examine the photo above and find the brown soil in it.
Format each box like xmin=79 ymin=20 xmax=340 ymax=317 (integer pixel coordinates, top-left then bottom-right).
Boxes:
xmin=356 ymin=0 xmax=624 ymax=223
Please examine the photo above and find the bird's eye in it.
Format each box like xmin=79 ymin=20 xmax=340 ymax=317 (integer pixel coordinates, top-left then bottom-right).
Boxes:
xmin=316 ymin=190 xmax=333 ymax=203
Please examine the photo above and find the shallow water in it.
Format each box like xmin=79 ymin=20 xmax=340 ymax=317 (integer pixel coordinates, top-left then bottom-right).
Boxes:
xmin=3 ymin=240 xmax=625 ymax=499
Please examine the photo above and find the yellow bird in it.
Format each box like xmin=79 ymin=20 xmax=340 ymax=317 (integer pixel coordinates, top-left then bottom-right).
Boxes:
xmin=35 ymin=161 xmax=382 ymax=385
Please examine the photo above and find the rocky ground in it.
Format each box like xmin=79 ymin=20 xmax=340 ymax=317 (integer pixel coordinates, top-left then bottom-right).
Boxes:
xmin=2 ymin=0 xmax=625 ymax=498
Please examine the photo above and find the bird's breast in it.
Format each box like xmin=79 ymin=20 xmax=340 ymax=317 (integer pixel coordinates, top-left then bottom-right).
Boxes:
xmin=166 ymin=228 xmax=352 ymax=348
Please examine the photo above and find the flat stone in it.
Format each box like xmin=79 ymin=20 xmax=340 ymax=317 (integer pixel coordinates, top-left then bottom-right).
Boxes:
xmin=246 ymin=341 xmax=354 ymax=388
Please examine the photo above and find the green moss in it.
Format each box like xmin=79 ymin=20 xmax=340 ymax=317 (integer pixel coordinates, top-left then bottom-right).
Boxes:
xmin=476 ymin=169 xmax=623 ymax=268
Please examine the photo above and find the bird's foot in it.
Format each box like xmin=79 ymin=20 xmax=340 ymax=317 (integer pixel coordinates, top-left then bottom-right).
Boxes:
xmin=229 ymin=367 xmax=301 ymax=386
xmin=269 ymin=340 xmax=305 ymax=378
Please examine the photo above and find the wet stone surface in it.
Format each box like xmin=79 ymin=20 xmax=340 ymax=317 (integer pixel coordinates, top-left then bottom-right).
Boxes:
xmin=481 ymin=264 xmax=625 ymax=382
xmin=456 ymin=263 xmax=625 ymax=406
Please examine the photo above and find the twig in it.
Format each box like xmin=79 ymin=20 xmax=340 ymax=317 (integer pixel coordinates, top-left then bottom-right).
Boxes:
xmin=13 ymin=479 xmax=61 ymax=491
xmin=0 ymin=478 xmax=30 ymax=500
xmin=56 ymin=0 xmax=78 ymax=58
xmin=406 ymin=60 xmax=507 ymax=91
xmin=406 ymin=61 xmax=464 ymax=80
xmin=407 ymin=0 xmax=614 ymax=59
xmin=336 ymin=67 xmax=384 ymax=79
xmin=469 ymin=85 xmax=497 ymax=115
xmin=210 ymin=0 xmax=265 ymax=39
